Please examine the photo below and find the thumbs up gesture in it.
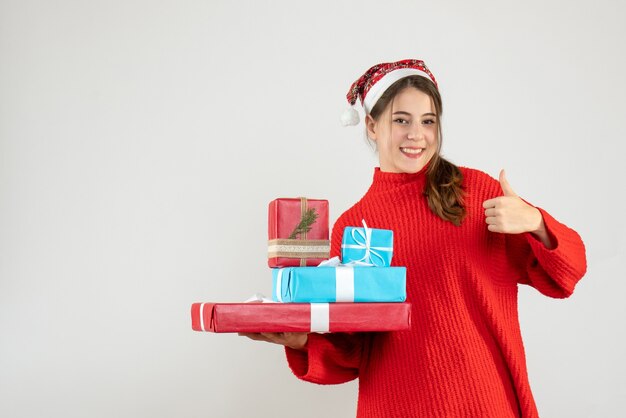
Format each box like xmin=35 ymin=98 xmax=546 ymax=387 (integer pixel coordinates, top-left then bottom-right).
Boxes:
xmin=482 ymin=170 xmax=544 ymax=235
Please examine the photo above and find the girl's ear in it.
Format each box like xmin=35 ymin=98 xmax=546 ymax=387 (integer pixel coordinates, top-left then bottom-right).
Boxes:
xmin=365 ymin=114 xmax=377 ymax=141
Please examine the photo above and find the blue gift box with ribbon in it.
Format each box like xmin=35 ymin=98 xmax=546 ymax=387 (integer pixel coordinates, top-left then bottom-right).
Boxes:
xmin=272 ymin=264 xmax=406 ymax=303
xmin=341 ymin=220 xmax=394 ymax=267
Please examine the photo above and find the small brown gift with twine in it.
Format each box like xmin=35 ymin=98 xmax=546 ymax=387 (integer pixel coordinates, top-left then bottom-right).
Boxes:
xmin=268 ymin=197 xmax=330 ymax=267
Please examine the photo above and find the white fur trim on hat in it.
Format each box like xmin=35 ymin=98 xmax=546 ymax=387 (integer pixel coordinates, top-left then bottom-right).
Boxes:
xmin=363 ymin=68 xmax=433 ymax=113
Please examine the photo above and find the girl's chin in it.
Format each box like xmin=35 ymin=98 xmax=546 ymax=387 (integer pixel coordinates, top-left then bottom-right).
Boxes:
xmin=400 ymin=157 xmax=429 ymax=173
xmin=380 ymin=163 xmax=426 ymax=174
xmin=380 ymin=154 xmax=433 ymax=173
xmin=402 ymin=165 xmax=426 ymax=174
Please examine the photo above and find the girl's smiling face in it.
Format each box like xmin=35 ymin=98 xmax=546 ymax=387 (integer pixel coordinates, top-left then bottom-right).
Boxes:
xmin=366 ymin=87 xmax=438 ymax=174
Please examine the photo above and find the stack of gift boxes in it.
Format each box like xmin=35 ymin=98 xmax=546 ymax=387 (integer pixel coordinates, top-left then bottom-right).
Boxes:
xmin=191 ymin=197 xmax=411 ymax=333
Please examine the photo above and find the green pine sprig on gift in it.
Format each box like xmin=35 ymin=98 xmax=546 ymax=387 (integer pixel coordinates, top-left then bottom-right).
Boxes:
xmin=288 ymin=208 xmax=319 ymax=239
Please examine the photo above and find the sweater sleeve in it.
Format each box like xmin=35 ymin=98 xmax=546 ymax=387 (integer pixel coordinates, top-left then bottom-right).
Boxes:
xmin=284 ymin=208 xmax=367 ymax=384
xmin=285 ymin=332 xmax=365 ymax=384
xmin=466 ymin=167 xmax=588 ymax=299
xmin=507 ymin=206 xmax=587 ymax=298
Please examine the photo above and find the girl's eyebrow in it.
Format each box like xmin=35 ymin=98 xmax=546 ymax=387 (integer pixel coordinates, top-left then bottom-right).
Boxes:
xmin=392 ymin=111 xmax=437 ymax=117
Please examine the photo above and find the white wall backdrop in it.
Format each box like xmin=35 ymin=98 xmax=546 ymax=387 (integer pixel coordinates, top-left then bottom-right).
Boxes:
xmin=1 ymin=1 xmax=624 ymax=417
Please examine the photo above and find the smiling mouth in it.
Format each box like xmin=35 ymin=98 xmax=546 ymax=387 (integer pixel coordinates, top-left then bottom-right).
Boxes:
xmin=400 ymin=147 xmax=424 ymax=156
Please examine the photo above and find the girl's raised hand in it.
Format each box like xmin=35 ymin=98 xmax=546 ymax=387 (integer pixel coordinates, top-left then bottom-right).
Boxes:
xmin=482 ymin=170 xmax=553 ymax=248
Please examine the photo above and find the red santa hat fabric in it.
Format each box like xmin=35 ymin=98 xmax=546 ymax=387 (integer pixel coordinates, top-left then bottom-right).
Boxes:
xmin=341 ymin=59 xmax=438 ymax=126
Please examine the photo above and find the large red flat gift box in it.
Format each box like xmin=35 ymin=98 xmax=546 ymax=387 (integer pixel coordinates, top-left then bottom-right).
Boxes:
xmin=268 ymin=197 xmax=330 ymax=267
xmin=191 ymin=302 xmax=412 ymax=333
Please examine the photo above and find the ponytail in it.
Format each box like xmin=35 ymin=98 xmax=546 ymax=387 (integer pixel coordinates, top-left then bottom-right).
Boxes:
xmin=425 ymin=155 xmax=466 ymax=226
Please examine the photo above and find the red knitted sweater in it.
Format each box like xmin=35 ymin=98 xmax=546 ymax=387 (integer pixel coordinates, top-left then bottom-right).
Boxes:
xmin=285 ymin=166 xmax=587 ymax=418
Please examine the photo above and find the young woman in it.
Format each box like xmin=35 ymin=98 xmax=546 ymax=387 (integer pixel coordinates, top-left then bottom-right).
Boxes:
xmin=241 ymin=59 xmax=587 ymax=418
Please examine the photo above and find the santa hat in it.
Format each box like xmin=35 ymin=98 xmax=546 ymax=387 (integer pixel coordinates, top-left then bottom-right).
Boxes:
xmin=341 ymin=59 xmax=438 ymax=126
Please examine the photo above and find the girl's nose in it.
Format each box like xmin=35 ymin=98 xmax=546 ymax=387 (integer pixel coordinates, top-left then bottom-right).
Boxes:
xmin=407 ymin=125 xmax=422 ymax=140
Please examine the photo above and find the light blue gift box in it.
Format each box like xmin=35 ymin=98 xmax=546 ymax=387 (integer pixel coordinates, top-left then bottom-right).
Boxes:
xmin=272 ymin=266 xmax=406 ymax=303
xmin=341 ymin=222 xmax=394 ymax=267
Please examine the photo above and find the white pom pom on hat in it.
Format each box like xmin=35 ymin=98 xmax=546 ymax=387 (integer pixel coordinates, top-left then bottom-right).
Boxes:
xmin=341 ymin=59 xmax=438 ymax=127
xmin=340 ymin=106 xmax=360 ymax=126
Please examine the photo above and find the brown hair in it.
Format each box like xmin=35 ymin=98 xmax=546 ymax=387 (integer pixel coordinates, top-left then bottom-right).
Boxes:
xmin=368 ymin=76 xmax=466 ymax=226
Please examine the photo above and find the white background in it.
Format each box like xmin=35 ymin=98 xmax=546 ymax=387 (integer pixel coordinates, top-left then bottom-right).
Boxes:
xmin=1 ymin=1 xmax=624 ymax=417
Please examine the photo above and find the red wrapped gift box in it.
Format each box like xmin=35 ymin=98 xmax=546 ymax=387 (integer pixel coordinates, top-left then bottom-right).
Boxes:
xmin=191 ymin=302 xmax=412 ymax=333
xmin=268 ymin=197 xmax=330 ymax=267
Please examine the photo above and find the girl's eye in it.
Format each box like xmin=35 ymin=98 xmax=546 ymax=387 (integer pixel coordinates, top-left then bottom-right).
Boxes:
xmin=422 ymin=119 xmax=436 ymax=125
xmin=393 ymin=118 xmax=409 ymax=124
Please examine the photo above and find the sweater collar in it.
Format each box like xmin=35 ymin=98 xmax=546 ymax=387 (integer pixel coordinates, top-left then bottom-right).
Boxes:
xmin=368 ymin=165 xmax=429 ymax=193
